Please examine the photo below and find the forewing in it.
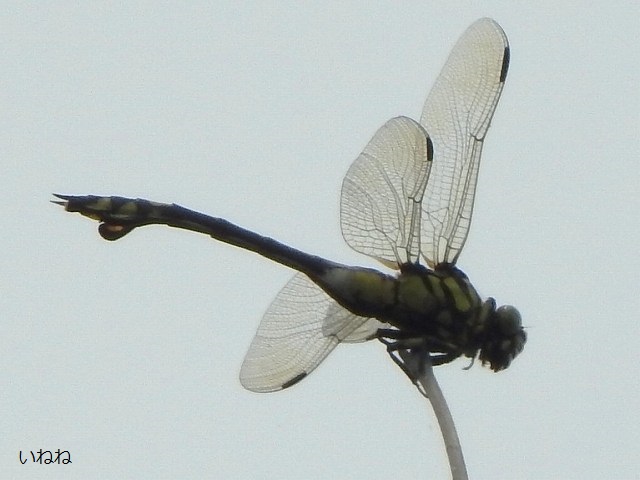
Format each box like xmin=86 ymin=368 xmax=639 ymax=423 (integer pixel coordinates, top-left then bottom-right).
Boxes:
xmin=341 ymin=116 xmax=433 ymax=268
xmin=240 ymin=273 xmax=377 ymax=392
xmin=419 ymin=18 xmax=509 ymax=266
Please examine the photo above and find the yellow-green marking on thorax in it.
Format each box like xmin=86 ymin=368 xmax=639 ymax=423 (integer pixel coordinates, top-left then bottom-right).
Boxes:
xmin=442 ymin=276 xmax=473 ymax=313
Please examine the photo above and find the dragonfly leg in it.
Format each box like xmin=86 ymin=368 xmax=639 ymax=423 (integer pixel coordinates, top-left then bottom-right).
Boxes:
xmin=381 ymin=344 xmax=429 ymax=398
xmin=377 ymin=328 xmax=465 ymax=395
xmin=430 ymin=352 xmax=460 ymax=366
xmin=378 ymin=337 xmax=431 ymax=397
xmin=376 ymin=329 xmax=462 ymax=362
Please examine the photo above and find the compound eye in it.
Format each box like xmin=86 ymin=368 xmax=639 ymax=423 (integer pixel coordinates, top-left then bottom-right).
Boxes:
xmin=495 ymin=305 xmax=522 ymax=334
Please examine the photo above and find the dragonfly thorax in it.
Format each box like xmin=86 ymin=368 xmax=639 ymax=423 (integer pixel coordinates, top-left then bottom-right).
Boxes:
xmin=380 ymin=264 xmax=525 ymax=372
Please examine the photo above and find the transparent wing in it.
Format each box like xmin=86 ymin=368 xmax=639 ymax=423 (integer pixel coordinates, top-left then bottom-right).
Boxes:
xmin=419 ymin=18 xmax=509 ymax=266
xmin=340 ymin=116 xmax=433 ymax=268
xmin=240 ymin=273 xmax=384 ymax=393
xmin=324 ymin=311 xmax=389 ymax=344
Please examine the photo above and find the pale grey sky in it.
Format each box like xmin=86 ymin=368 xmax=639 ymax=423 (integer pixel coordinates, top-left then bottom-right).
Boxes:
xmin=3 ymin=2 xmax=639 ymax=479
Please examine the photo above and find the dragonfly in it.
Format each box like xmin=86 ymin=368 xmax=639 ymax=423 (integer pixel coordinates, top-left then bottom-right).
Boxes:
xmin=54 ymin=18 xmax=525 ymax=393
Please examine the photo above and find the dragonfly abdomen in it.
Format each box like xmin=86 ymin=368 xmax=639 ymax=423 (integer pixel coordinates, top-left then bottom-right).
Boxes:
xmin=313 ymin=266 xmax=398 ymax=318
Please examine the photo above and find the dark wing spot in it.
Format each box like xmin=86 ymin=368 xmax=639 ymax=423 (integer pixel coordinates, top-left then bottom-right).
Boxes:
xmin=500 ymin=46 xmax=510 ymax=83
xmin=281 ymin=372 xmax=307 ymax=390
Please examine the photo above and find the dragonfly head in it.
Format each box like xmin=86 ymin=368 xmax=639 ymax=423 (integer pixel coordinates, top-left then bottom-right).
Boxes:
xmin=479 ymin=303 xmax=526 ymax=372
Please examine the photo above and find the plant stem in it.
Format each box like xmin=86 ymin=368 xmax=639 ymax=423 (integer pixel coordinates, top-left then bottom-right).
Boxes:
xmin=398 ymin=350 xmax=468 ymax=480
